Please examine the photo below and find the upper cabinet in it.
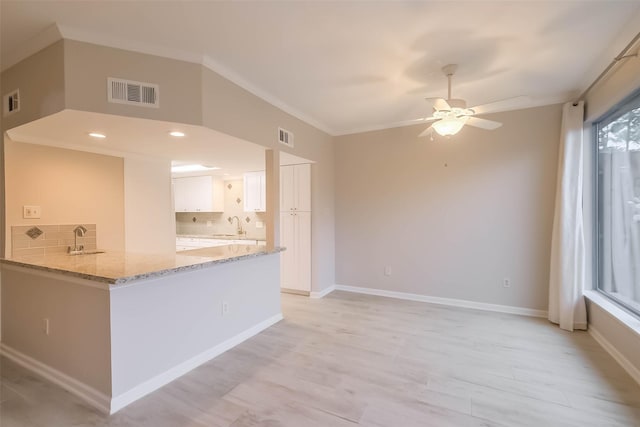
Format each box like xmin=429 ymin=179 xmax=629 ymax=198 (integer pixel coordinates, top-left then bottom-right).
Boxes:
xmin=173 ymin=176 xmax=224 ymax=212
xmin=280 ymin=163 xmax=311 ymax=212
xmin=244 ymin=171 xmax=266 ymax=212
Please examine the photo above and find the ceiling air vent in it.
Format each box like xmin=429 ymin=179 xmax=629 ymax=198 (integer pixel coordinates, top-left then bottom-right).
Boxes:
xmin=278 ymin=127 xmax=294 ymax=148
xmin=3 ymin=89 xmax=20 ymax=117
xmin=107 ymin=77 xmax=159 ymax=108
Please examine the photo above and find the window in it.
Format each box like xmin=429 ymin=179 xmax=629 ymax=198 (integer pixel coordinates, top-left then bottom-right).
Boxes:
xmin=595 ymin=90 xmax=640 ymax=316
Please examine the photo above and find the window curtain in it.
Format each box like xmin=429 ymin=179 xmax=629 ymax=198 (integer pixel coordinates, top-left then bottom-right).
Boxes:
xmin=548 ymin=101 xmax=587 ymax=331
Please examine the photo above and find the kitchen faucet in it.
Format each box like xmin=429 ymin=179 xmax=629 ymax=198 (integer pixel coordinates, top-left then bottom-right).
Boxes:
xmin=228 ymin=216 xmax=244 ymax=235
xmin=68 ymin=225 xmax=88 ymax=254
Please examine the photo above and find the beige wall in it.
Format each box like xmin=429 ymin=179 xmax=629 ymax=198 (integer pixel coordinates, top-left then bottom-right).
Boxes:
xmin=124 ymin=157 xmax=175 ymax=254
xmin=1 ymin=266 xmax=112 ymax=395
xmin=584 ymin=47 xmax=640 ymax=378
xmin=1 ymin=41 xmax=66 ymax=132
xmin=63 ymin=40 xmax=203 ymax=126
xmin=335 ymin=104 xmax=562 ymax=310
xmin=4 ymin=137 xmax=125 ymax=254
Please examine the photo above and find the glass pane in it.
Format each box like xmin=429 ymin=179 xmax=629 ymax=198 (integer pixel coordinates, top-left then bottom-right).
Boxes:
xmin=597 ymin=103 xmax=640 ymax=315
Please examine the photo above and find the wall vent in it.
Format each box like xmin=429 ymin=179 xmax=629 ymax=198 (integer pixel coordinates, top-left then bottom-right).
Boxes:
xmin=278 ymin=127 xmax=294 ymax=147
xmin=107 ymin=78 xmax=159 ymax=108
xmin=3 ymin=89 xmax=20 ymax=116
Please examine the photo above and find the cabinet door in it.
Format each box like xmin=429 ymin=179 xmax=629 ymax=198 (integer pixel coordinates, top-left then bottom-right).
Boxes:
xmin=295 ymin=164 xmax=311 ymax=212
xmin=280 ymin=211 xmax=311 ymax=292
xmin=280 ymin=164 xmax=311 ymax=212
xmin=280 ymin=165 xmax=295 ymax=211
xmin=173 ymin=178 xmax=192 ymax=212
xmin=188 ymin=176 xmax=213 ymax=212
xmin=280 ymin=212 xmax=297 ymax=290
xmin=173 ymin=176 xmax=222 ymax=212
xmin=294 ymin=211 xmax=311 ymax=291
xmin=244 ymin=171 xmax=266 ymax=212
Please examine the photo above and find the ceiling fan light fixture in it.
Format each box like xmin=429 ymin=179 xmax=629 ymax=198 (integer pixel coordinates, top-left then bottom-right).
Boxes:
xmin=432 ymin=117 xmax=467 ymax=136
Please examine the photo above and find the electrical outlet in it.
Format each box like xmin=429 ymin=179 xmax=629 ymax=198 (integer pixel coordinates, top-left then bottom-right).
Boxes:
xmin=503 ymin=278 xmax=511 ymax=288
xmin=256 ymin=221 xmax=264 ymax=229
xmin=23 ymin=205 xmax=41 ymax=219
xmin=206 ymin=221 xmax=212 ymax=227
xmin=222 ymin=301 xmax=229 ymax=316
xmin=384 ymin=266 xmax=392 ymax=276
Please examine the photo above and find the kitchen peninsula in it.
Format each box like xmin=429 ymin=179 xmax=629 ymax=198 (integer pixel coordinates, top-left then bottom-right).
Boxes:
xmin=0 ymin=244 xmax=283 ymax=414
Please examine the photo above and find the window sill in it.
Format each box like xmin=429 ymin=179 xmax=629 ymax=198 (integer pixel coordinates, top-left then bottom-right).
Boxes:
xmin=584 ymin=290 xmax=640 ymax=338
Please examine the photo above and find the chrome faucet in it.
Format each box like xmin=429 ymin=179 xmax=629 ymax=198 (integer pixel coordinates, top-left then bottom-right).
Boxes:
xmin=68 ymin=225 xmax=88 ymax=254
xmin=228 ymin=216 xmax=244 ymax=235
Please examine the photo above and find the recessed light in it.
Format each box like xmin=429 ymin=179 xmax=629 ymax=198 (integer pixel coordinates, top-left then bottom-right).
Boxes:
xmin=171 ymin=164 xmax=220 ymax=173
xmin=169 ymin=131 xmax=185 ymax=137
xmin=89 ymin=132 xmax=106 ymax=139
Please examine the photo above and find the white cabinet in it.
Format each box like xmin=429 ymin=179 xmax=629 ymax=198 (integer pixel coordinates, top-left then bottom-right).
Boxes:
xmin=280 ymin=163 xmax=311 ymax=293
xmin=280 ymin=211 xmax=311 ymax=292
xmin=280 ymin=164 xmax=311 ymax=212
xmin=173 ymin=176 xmax=224 ymax=212
xmin=243 ymin=171 xmax=266 ymax=212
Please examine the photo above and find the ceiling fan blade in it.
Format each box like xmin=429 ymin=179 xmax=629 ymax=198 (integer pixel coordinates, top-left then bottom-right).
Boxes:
xmin=465 ymin=116 xmax=503 ymax=130
xmin=418 ymin=125 xmax=434 ymax=137
xmin=425 ymin=97 xmax=451 ymax=111
xmin=470 ymin=96 xmax=531 ymax=115
xmin=404 ymin=116 xmax=440 ymax=124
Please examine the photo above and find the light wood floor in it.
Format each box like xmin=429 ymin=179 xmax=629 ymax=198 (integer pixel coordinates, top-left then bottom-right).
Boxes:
xmin=1 ymin=291 xmax=639 ymax=426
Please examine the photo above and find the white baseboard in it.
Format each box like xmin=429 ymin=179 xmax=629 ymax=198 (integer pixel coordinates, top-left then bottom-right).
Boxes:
xmin=0 ymin=343 xmax=111 ymax=413
xmin=1 ymin=313 xmax=283 ymax=414
xmin=334 ymin=284 xmax=548 ymax=318
xmin=589 ymin=326 xmax=640 ymax=386
xmin=110 ymin=312 xmax=283 ymax=413
xmin=310 ymin=285 xmax=335 ymax=299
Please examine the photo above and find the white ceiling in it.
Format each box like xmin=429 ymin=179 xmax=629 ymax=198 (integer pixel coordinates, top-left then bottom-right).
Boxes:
xmin=2 ymin=1 xmax=640 ymax=136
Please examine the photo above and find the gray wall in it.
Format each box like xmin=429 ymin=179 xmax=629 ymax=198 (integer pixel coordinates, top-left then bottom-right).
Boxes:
xmin=335 ymin=104 xmax=562 ymax=311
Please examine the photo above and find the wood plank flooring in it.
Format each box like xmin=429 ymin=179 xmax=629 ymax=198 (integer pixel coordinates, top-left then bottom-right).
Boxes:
xmin=1 ymin=291 xmax=639 ymax=426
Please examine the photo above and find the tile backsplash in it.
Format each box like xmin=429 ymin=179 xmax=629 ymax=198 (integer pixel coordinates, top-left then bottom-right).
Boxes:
xmin=175 ymin=179 xmax=266 ymax=239
xmin=11 ymin=224 xmax=97 ymax=257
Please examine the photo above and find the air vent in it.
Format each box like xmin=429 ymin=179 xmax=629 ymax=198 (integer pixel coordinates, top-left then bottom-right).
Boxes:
xmin=3 ymin=89 xmax=20 ymax=116
xmin=107 ymin=78 xmax=159 ymax=108
xmin=278 ymin=127 xmax=294 ymax=147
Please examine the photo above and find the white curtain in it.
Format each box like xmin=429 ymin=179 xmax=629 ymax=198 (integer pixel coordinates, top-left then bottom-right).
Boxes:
xmin=548 ymin=101 xmax=587 ymax=331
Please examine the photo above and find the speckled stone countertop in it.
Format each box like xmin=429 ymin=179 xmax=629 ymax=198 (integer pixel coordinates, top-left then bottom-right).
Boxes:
xmin=0 ymin=245 xmax=283 ymax=286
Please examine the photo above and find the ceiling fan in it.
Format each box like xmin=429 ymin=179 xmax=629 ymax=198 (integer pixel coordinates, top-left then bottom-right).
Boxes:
xmin=418 ymin=64 xmax=530 ymax=137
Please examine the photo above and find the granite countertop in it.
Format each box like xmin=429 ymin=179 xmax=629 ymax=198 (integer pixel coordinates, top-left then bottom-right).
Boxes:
xmin=0 ymin=245 xmax=283 ymax=286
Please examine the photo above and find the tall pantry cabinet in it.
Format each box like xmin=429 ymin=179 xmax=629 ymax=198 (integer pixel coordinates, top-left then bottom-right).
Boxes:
xmin=280 ymin=163 xmax=311 ymax=293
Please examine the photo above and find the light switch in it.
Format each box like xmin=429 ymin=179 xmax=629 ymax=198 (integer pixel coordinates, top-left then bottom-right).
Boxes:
xmin=256 ymin=221 xmax=264 ymax=229
xmin=23 ymin=205 xmax=41 ymax=219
